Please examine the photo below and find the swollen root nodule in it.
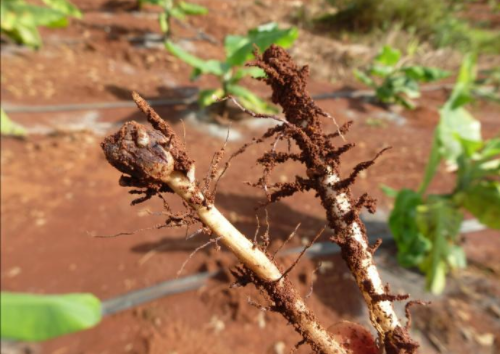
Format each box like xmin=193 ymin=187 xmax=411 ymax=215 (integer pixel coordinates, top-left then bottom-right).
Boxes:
xmin=102 ymin=93 xmax=347 ymax=354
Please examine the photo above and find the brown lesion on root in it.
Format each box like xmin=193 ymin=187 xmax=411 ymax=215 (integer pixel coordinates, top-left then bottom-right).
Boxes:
xmin=241 ymin=44 xmax=421 ymax=353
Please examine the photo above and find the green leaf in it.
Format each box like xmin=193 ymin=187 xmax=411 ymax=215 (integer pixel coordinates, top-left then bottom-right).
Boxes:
xmin=369 ymin=64 xmax=393 ymax=78
xmin=14 ymin=3 xmax=68 ymax=27
xmin=416 ymin=197 xmax=463 ymax=294
xmin=387 ymin=189 xmax=431 ymax=267
xmin=1 ymin=109 xmax=27 ymax=137
xmin=457 ymin=136 xmax=484 ymax=157
xmin=391 ymin=77 xmax=420 ymax=98
xmin=353 ymin=68 xmax=375 ymax=87
xmin=462 ymin=181 xmax=500 ymax=229
xmin=1 ymin=292 xmax=102 ymax=341
xmin=170 ymin=6 xmax=186 ymax=20
xmin=380 ymin=184 xmax=398 ymax=198
xmin=8 ymin=24 xmax=42 ymax=47
xmin=447 ymin=245 xmax=467 ymax=269
xmin=232 ymin=67 xmax=266 ymax=82
xmin=177 ymin=1 xmax=208 ymax=15
xmin=446 ymin=53 xmax=477 ymax=110
xmin=418 ymin=132 xmax=441 ymax=194
xmin=226 ymin=84 xmax=277 ymax=114
xmin=437 ymin=106 xmax=482 ymax=163
xmin=0 ymin=1 xmax=71 ymax=47
xmin=225 ymin=23 xmax=298 ymax=66
xmin=374 ymin=45 xmax=401 ymax=66
xmin=41 ymin=0 xmax=81 ymax=18
xmin=158 ymin=12 xmax=169 ymax=34
xmin=479 ymin=137 xmax=500 ymax=160
xmin=401 ymin=66 xmax=450 ymax=82
xmin=198 ymin=88 xmax=224 ymax=108
xmin=165 ymin=41 xmax=227 ymax=77
xmin=422 ymin=259 xmax=447 ymax=294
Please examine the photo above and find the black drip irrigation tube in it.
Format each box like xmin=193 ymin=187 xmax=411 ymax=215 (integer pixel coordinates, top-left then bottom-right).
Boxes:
xmin=100 ymin=218 xmax=485 ymax=316
xmin=2 ymin=85 xmax=452 ymax=114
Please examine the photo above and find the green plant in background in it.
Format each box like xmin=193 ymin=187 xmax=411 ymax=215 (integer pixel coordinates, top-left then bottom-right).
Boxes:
xmin=0 ymin=0 xmax=81 ymax=48
xmin=432 ymin=17 xmax=500 ymax=55
xmin=137 ymin=0 xmax=207 ymax=39
xmin=1 ymin=292 xmax=102 ymax=341
xmin=354 ymin=45 xmax=450 ymax=109
xmin=383 ymin=54 xmax=500 ymax=294
xmin=1 ymin=109 xmax=26 ymax=137
xmin=314 ymin=0 xmax=447 ymax=35
xmin=311 ymin=0 xmax=500 ymax=55
xmin=473 ymin=67 xmax=500 ymax=104
xmin=166 ymin=23 xmax=298 ymax=114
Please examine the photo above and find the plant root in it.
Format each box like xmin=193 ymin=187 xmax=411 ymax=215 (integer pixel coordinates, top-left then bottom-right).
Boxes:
xmin=243 ymin=45 xmax=421 ymax=354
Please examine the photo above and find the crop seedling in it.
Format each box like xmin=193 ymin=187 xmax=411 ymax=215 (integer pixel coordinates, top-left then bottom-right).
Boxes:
xmin=1 ymin=0 xmax=81 ymax=48
xmin=354 ymin=45 xmax=450 ymax=109
xmin=165 ymin=23 xmax=298 ymax=116
xmin=383 ymin=54 xmax=500 ymax=294
xmin=136 ymin=0 xmax=207 ymax=39
xmin=101 ymin=45 xmax=422 ymax=353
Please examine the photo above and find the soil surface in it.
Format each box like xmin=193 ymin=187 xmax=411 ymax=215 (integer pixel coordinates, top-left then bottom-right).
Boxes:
xmin=1 ymin=1 xmax=499 ymax=353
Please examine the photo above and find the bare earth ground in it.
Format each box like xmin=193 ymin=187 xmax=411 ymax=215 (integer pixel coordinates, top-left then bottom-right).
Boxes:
xmin=1 ymin=0 xmax=500 ymax=353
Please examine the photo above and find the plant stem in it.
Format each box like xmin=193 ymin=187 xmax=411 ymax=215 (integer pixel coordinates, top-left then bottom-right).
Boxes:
xmin=101 ymin=93 xmax=347 ymax=354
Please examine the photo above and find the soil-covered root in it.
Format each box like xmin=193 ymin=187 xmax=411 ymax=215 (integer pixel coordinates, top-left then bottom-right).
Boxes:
xmin=243 ymin=44 xmax=421 ymax=353
xmin=101 ymin=94 xmax=348 ymax=354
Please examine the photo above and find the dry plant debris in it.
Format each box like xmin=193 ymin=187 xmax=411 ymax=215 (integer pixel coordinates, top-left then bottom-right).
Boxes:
xmin=101 ymin=45 xmax=421 ymax=354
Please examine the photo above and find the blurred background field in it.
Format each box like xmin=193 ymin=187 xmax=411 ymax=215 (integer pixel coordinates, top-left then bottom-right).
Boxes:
xmin=1 ymin=0 xmax=500 ymax=353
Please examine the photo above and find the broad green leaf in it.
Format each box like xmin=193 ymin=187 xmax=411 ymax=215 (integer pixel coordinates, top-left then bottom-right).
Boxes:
xmin=1 ymin=109 xmax=27 ymax=137
xmin=437 ymin=106 xmax=481 ymax=163
xmin=374 ymin=45 xmax=401 ymax=67
xmin=225 ymin=23 xmax=298 ymax=66
xmin=462 ymin=181 xmax=500 ymax=229
xmin=165 ymin=41 xmax=228 ymax=76
xmin=387 ymin=189 xmax=431 ymax=267
xmin=401 ymin=66 xmax=450 ymax=82
xmin=198 ymin=88 xmax=224 ymax=107
xmin=177 ymin=1 xmax=208 ymax=15
xmin=1 ymin=292 xmax=102 ymax=341
xmin=41 ymin=0 xmax=81 ymax=18
xmin=353 ymin=69 xmax=375 ymax=87
xmin=227 ymin=84 xmax=277 ymax=114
